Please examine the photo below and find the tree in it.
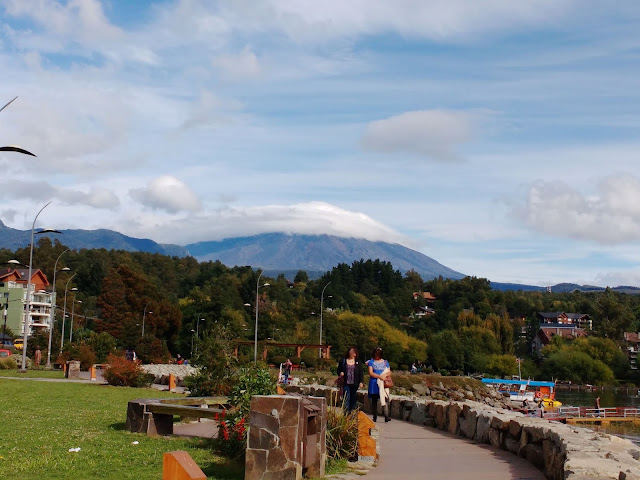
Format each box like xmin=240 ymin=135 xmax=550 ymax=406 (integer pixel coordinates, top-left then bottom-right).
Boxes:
xmin=294 ymin=270 xmax=309 ymax=284
xmin=594 ymin=289 xmax=634 ymax=339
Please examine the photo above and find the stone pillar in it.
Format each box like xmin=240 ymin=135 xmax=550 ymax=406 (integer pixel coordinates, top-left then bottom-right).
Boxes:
xmin=66 ymin=360 xmax=81 ymax=379
xmin=245 ymin=395 xmax=326 ymax=480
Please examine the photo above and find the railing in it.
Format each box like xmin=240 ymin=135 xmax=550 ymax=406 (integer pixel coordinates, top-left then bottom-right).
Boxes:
xmin=557 ymin=406 xmax=640 ymax=418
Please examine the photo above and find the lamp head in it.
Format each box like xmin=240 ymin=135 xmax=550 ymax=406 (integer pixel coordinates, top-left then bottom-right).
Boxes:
xmin=35 ymin=228 xmax=62 ymax=235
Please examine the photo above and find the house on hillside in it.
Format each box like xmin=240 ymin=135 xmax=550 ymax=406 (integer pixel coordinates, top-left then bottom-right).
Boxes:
xmin=537 ymin=311 xmax=592 ymax=330
xmin=412 ymin=305 xmax=435 ymax=317
xmin=412 ymin=291 xmax=436 ymax=302
xmin=0 ymin=267 xmax=52 ymax=337
xmin=531 ymin=323 xmax=587 ymax=354
xmin=624 ymin=332 xmax=640 ymax=370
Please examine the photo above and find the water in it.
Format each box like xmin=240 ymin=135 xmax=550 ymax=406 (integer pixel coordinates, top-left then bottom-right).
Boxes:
xmin=556 ymin=389 xmax=640 ymax=444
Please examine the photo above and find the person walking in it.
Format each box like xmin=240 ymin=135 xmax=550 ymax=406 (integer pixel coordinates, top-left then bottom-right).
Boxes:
xmin=595 ymin=396 xmax=601 ymax=417
xmin=283 ymin=358 xmax=293 ymax=385
xmin=34 ymin=346 xmax=42 ymax=370
xmin=337 ymin=347 xmax=363 ymax=412
xmin=367 ymin=347 xmax=392 ymax=422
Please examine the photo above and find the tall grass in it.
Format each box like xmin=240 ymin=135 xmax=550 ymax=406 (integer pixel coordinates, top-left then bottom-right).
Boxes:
xmin=326 ymin=406 xmax=359 ymax=460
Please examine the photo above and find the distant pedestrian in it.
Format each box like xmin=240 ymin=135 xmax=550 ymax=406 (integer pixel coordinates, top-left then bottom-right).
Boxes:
xmin=176 ymin=353 xmax=184 ymax=365
xmin=34 ymin=346 xmax=42 ymax=369
xmin=537 ymin=400 xmax=545 ymax=418
xmin=411 ymin=363 xmax=417 ymax=374
xmin=367 ymin=347 xmax=391 ymax=422
xmin=125 ymin=349 xmax=134 ymax=361
xmin=337 ymin=347 xmax=363 ymax=412
xmin=595 ymin=397 xmax=601 ymax=417
xmin=283 ymin=358 xmax=293 ymax=384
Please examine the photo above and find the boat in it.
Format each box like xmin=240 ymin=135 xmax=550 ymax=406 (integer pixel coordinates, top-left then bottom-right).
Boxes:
xmin=482 ymin=378 xmax=562 ymax=408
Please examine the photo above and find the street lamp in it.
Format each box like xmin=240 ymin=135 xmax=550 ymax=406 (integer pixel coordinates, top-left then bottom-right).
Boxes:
xmin=0 ymin=96 xmax=36 ymax=157
xmin=254 ymin=271 xmax=270 ymax=363
xmin=190 ymin=329 xmax=195 ymax=357
xmin=60 ymin=278 xmax=77 ymax=353
xmin=21 ymin=202 xmax=62 ymax=371
xmin=69 ymin=299 xmax=82 ymax=343
xmin=142 ymin=302 xmax=152 ymax=338
xmin=47 ymin=249 xmax=70 ymax=368
xmin=196 ymin=318 xmax=205 ymax=338
xmin=319 ymin=282 xmax=331 ymax=358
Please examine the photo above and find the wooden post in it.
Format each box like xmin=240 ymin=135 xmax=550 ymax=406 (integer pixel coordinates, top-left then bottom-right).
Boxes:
xmin=90 ymin=365 xmax=96 ymax=381
xmin=163 ymin=451 xmax=206 ymax=480
xmin=169 ymin=374 xmax=176 ymax=392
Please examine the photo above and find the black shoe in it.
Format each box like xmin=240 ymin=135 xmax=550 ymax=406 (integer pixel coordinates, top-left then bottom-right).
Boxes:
xmin=385 ymin=416 xmax=391 ymax=422
xmin=373 ymin=413 xmax=377 ymax=422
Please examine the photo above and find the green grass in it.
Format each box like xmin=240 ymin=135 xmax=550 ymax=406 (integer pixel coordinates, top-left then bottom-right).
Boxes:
xmin=0 ymin=379 xmax=243 ymax=480
xmin=0 ymin=369 xmax=66 ymax=379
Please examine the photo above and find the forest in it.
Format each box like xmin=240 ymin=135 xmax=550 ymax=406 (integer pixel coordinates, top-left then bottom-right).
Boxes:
xmin=4 ymin=237 xmax=640 ymax=384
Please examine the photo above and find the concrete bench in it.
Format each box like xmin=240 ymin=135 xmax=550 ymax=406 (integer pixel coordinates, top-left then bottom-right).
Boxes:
xmin=126 ymin=397 xmax=228 ymax=436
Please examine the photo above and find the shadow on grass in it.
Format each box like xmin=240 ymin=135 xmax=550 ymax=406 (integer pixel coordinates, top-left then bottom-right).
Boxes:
xmin=109 ymin=422 xmax=127 ymax=431
xmin=188 ymin=438 xmax=244 ymax=480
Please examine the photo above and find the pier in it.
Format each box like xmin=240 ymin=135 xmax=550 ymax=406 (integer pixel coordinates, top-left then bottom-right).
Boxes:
xmin=549 ymin=406 xmax=640 ymax=426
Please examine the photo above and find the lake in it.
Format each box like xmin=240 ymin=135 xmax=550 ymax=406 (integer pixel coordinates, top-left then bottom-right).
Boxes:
xmin=556 ymin=388 xmax=640 ymax=444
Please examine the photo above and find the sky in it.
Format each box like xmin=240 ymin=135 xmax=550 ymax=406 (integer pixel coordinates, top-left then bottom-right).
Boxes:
xmin=1 ymin=0 xmax=640 ymax=287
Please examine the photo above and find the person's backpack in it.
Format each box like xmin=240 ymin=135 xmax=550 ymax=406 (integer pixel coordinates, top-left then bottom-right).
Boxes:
xmin=125 ymin=350 xmax=133 ymax=361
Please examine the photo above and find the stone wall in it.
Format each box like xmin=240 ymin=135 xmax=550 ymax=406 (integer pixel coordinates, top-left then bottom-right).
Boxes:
xmin=285 ymin=385 xmax=640 ymax=480
xmin=142 ymin=364 xmax=196 ymax=385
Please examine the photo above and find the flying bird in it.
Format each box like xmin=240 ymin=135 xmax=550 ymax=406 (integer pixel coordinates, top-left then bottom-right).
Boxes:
xmin=1 ymin=96 xmax=37 ymax=157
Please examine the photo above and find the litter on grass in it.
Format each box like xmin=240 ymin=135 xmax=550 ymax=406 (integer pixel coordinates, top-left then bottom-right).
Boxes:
xmin=132 ymin=441 xmax=139 ymax=445
xmin=68 ymin=447 xmax=81 ymax=453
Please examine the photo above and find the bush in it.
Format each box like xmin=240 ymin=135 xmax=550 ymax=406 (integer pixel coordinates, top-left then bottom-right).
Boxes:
xmin=399 ymin=364 xmax=409 ymax=371
xmin=270 ymin=355 xmax=288 ymax=366
xmin=439 ymin=369 xmax=450 ymax=376
xmin=103 ymin=354 xmax=153 ymax=387
xmin=186 ymin=327 xmax=236 ymax=396
xmin=218 ymin=364 xmax=276 ymax=461
xmin=237 ymin=355 xmax=250 ymax=364
xmin=317 ymin=358 xmax=334 ymax=371
xmin=388 ymin=361 xmax=398 ymax=370
xmin=450 ymin=370 xmax=463 ymax=376
xmin=136 ymin=336 xmax=171 ymax=364
xmin=87 ymin=332 xmax=117 ymax=363
xmin=326 ymin=407 xmax=359 ymax=460
xmin=0 ymin=356 xmax=17 ymax=369
xmin=61 ymin=344 xmax=97 ymax=370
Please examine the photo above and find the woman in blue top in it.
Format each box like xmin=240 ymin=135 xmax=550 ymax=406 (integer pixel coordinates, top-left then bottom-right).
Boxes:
xmin=366 ymin=347 xmax=391 ymax=422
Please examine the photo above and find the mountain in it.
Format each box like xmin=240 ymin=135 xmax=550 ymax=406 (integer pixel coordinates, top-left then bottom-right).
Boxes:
xmin=185 ymin=233 xmax=465 ymax=280
xmin=0 ymin=220 xmax=188 ymax=257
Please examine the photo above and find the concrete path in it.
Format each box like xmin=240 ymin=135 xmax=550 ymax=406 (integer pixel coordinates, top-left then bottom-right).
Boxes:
xmin=365 ymin=419 xmax=545 ymax=480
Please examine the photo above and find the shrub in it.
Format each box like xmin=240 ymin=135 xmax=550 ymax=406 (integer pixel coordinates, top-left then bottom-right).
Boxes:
xmin=103 ymin=354 xmax=153 ymax=387
xmin=388 ymin=361 xmax=398 ymax=370
xmin=317 ymin=358 xmax=334 ymax=371
xmin=439 ymin=369 xmax=450 ymax=376
xmin=270 ymin=355 xmax=288 ymax=366
xmin=87 ymin=332 xmax=117 ymax=363
xmin=299 ymin=355 xmax=317 ymax=369
xmin=399 ymin=364 xmax=409 ymax=371
xmin=136 ymin=336 xmax=171 ymax=364
xmin=61 ymin=344 xmax=97 ymax=370
xmin=186 ymin=327 xmax=236 ymax=396
xmin=0 ymin=356 xmax=17 ymax=369
xmin=326 ymin=407 xmax=358 ymax=460
xmin=237 ymin=355 xmax=250 ymax=364
xmin=218 ymin=364 xmax=276 ymax=461
xmin=450 ymin=369 xmax=463 ymax=376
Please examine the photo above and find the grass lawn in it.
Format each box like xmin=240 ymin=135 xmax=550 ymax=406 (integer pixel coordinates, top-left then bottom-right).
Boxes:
xmin=0 ymin=379 xmax=243 ymax=480
xmin=0 ymin=369 xmax=66 ymax=379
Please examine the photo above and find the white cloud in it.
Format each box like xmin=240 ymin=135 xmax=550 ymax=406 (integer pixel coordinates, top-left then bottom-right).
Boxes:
xmin=130 ymin=176 xmax=201 ymax=213
xmin=0 ymin=179 xmax=119 ymax=209
xmin=514 ymin=174 xmax=640 ymax=244
xmin=361 ymin=110 xmax=474 ymax=161
xmin=213 ymin=47 xmax=261 ymax=80
xmin=119 ymin=201 xmax=409 ymax=245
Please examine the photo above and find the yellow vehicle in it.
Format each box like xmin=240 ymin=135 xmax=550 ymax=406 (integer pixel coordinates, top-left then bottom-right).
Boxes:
xmin=13 ymin=338 xmax=23 ymax=350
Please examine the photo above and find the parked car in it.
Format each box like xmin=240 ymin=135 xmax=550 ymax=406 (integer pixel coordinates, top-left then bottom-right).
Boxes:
xmin=1 ymin=340 xmax=13 ymax=348
xmin=0 ymin=349 xmax=11 ymax=358
xmin=13 ymin=338 xmax=23 ymax=350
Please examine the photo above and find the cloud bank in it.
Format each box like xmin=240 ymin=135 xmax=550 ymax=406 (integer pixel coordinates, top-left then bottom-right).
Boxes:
xmin=516 ymin=174 xmax=640 ymax=244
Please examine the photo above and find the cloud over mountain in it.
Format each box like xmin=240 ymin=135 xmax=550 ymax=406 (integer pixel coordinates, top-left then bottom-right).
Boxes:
xmin=130 ymin=176 xmax=201 ymax=213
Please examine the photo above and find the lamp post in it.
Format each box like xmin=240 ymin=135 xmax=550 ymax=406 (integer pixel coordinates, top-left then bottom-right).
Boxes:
xmin=69 ymin=299 xmax=82 ymax=343
xmin=0 ymin=96 xmax=36 ymax=157
xmin=142 ymin=302 xmax=152 ymax=338
xmin=21 ymin=202 xmax=62 ymax=371
xmin=254 ymin=271 xmax=270 ymax=363
xmin=190 ymin=329 xmax=195 ymax=357
xmin=196 ymin=318 xmax=205 ymax=338
xmin=319 ymin=282 xmax=331 ymax=358
xmin=47 ymin=249 xmax=70 ymax=368
xmin=60 ymin=277 xmax=77 ymax=353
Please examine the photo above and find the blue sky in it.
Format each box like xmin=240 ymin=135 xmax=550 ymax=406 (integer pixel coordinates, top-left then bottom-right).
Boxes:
xmin=1 ymin=0 xmax=640 ymax=286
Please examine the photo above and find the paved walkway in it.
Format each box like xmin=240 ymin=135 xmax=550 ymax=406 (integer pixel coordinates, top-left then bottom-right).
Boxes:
xmin=365 ymin=419 xmax=545 ymax=480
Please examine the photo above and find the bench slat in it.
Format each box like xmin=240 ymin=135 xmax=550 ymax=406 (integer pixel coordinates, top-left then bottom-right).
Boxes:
xmin=147 ymin=403 xmax=224 ymax=419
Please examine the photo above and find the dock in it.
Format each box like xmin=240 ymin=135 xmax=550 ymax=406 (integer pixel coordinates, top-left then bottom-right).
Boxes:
xmin=548 ymin=406 xmax=640 ymax=425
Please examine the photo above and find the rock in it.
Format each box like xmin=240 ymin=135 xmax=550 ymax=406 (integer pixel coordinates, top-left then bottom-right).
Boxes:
xmin=411 ymin=384 xmax=428 ymax=396
xmin=447 ymin=403 xmax=461 ymax=434
xmin=409 ymin=403 xmax=428 ymax=425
